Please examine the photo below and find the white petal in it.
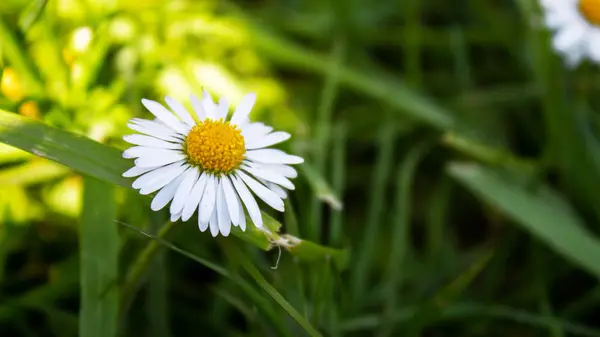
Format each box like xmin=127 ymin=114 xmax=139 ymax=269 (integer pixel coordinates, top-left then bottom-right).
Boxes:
xmin=127 ymin=120 xmax=181 ymax=142
xmin=245 ymin=149 xmax=304 ymax=165
xmin=266 ymin=182 xmax=288 ymax=199
xmin=241 ymin=122 xmax=272 ymax=140
xmin=139 ymin=163 xmax=188 ymax=195
xmin=123 ymin=134 xmax=181 ymax=149
xmin=171 ymin=212 xmax=182 ymax=222
xmin=141 ymin=99 xmax=188 ymax=134
xmin=588 ymin=30 xmax=600 ymax=62
xmin=241 ymin=164 xmax=295 ymax=190
xmin=198 ymin=175 xmax=217 ymax=223
xmin=246 ymin=131 xmax=291 ymax=149
xmin=122 ymin=165 xmax=158 ymax=178
xmin=132 ymin=161 xmax=183 ymax=190
xmin=231 ymin=93 xmax=256 ymax=126
xmin=553 ymin=24 xmax=586 ymax=53
xmin=190 ymin=94 xmax=206 ymax=120
xmin=150 ymin=172 xmax=186 ymax=211
xmin=230 ymin=174 xmax=263 ymax=227
xmin=216 ymin=180 xmax=232 ymax=237
xmin=202 ymin=90 xmax=217 ymax=120
xmin=198 ymin=217 xmax=209 ymax=232
xmin=257 ymin=163 xmax=298 ymax=178
xmin=170 ymin=167 xmax=200 ymax=215
xmin=209 ymin=207 xmax=219 ymax=237
xmin=123 ymin=146 xmax=180 ymax=159
xmin=122 ymin=147 xmax=139 ymax=159
xmin=216 ymin=97 xmax=229 ymax=120
xmin=237 ymin=171 xmax=284 ymax=212
xmin=221 ymin=176 xmax=240 ymax=225
xmin=165 ymin=96 xmax=196 ymax=127
xmin=134 ymin=151 xmax=186 ymax=167
xmin=181 ymin=172 xmax=209 ymax=221
xmin=237 ymin=201 xmax=247 ymax=231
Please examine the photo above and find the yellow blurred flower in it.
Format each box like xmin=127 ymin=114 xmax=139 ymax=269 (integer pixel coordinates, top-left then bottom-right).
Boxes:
xmin=1 ymin=68 xmax=24 ymax=101
xmin=19 ymin=101 xmax=41 ymax=119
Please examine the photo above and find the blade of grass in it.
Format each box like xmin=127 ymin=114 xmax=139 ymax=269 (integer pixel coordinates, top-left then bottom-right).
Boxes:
xmin=0 ymin=17 xmax=44 ymax=95
xmin=308 ymin=37 xmax=345 ymax=240
xmin=328 ymin=122 xmax=347 ymax=246
xmin=18 ymin=0 xmax=48 ymax=32
xmin=404 ymin=0 xmax=423 ymax=87
xmin=341 ymin=303 xmax=600 ymax=336
xmin=301 ymin=163 xmax=343 ymax=212
xmin=379 ymin=141 xmax=432 ymax=337
xmin=350 ymin=114 xmax=396 ymax=304
xmin=221 ymin=240 xmax=324 ymax=337
xmin=120 ymin=220 xmax=176 ymax=317
xmin=447 ymin=162 xmax=600 ymax=279
xmin=515 ymin=0 xmax=600 ymax=222
xmin=145 ymin=212 xmax=170 ymax=337
xmin=80 ymin=177 xmax=119 ymax=337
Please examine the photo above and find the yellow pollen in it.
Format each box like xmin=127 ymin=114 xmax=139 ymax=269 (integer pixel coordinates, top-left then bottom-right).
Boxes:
xmin=185 ymin=119 xmax=245 ymax=173
xmin=580 ymin=0 xmax=600 ymax=26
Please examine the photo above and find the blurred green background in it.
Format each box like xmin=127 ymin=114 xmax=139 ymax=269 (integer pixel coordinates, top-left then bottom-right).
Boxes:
xmin=2 ymin=0 xmax=600 ymax=336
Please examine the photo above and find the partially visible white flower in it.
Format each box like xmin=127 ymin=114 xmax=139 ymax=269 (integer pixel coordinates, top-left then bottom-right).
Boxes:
xmin=540 ymin=0 xmax=600 ymax=66
xmin=122 ymin=91 xmax=304 ymax=237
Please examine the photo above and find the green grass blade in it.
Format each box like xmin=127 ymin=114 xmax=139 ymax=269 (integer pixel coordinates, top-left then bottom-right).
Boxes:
xmin=80 ymin=177 xmax=119 ymax=337
xmin=350 ymin=116 xmax=396 ymax=304
xmin=18 ymin=0 xmax=48 ymax=32
xmin=308 ymin=37 xmax=345 ymax=240
xmin=379 ymin=141 xmax=432 ymax=337
xmin=301 ymin=163 xmax=343 ymax=212
xmin=221 ymin=240 xmax=324 ymax=337
xmin=342 ymin=303 xmax=600 ymax=336
xmin=145 ymin=213 xmax=170 ymax=337
xmin=0 ymin=109 xmax=131 ymax=187
xmin=328 ymin=123 xmax=347 ymax=246
xmin=0 ymin=18 xmax=44 ymax=95
xmin=447 ymin=162 xmax=600 ymax=279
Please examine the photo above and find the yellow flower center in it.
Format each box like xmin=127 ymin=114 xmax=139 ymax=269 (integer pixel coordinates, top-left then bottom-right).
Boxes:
xmin=580 ymin=0 xmax=600 ymax=26
xmin=185 ymin=119 xmax=246 ymax=173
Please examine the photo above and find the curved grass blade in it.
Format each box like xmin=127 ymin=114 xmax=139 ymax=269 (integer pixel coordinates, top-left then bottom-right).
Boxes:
xmin=221 ymin=240 xmax=324 ymax=337
xmin=447 ymin=162 xmax=600 ymax=279
xmin=341 ymin=303 xmax=600 ymax=336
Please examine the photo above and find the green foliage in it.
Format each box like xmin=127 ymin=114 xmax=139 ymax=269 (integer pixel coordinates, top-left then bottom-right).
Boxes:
xmin=1 ymin=0 xmax=600 ymax=336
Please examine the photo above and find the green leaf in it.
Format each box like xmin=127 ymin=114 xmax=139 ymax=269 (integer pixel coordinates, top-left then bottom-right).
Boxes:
xmin=18 ymin=0 xmax=48 ymax=32
xmin=0 ymin=17 xmax=44 ymax=95
xmin=0 ymin=109 xmax=131 ymax=187
xmin=447 ymin=162 xmax=600 ymax=279
xmin=80 ymin=177 xmax=119 ymax=337
xmin=301 ymin=163 xmax=344 ymax=211
xmin=0 ymin=109 xmax=345 ymax=263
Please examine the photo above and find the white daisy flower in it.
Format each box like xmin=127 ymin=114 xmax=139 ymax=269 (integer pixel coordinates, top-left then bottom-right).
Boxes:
xmin=540 ymin=0 xmax=600 ymax=66
xmin=122 ymin=91 xmax=304 ymax=237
